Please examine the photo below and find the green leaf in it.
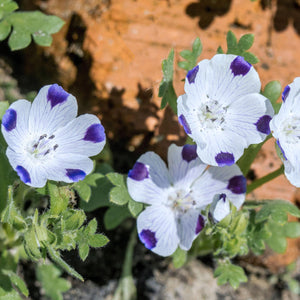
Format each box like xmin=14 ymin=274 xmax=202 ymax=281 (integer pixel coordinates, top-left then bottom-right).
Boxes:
xmin=172 ymin=248 xmax=187 ymax=268
xmin=217 ymin=46 xmax=224 ymax=54
xmin=284 ymin=222 xmax=300 ymax=238
xmin=0 ymin=20 xmax=10 ymax=41
xmin=0 ymin=0 xmax=18 ymax=19
xmin=45 ymin=243 xmax=83 ymax=281
xmin=5 ymin=11 xmax=64 ymax=50
xmin=242 ymin=52 xmax=259 ymax=64
xmin=48 ymin=183 xmax=70 ymax=216
xmin=265 ymin=220 xmax=287 ymax=253
xmin=128 ymin=198 xmax=143 ymax=217
xmin=255 ymin=200 xmax=300 ymax=224
xmin=23 ymin=227 xmax=42 ymax=260
xmin=178 ymin=37 xmax=202 ymax=71
xmin=107 ymin=173 xmax=133 ymax=206
xmin=2 ymin=270 xmax=29 ymax=297
xmin=88 ymin=234 xmax=109 ymax=248
xmin=226 ymin=31 xmax=237 ymax=51
xmin=36 ymin=263 xmax=71 ymax=300
xmin=104 ymin=206 xmax=131 ymax=230
xmin=214 ymin=262 xmax=247 ymax=289
xmin=262 ymin=80 xmax=282 ymax=114
xmin=237 ymin=34 xmax=254 ymax=51
xmin=0 ymin=101 xmax=9 ymax=119
xmin=158 ymin=48 xmax=177 ymax=113
xmin=74 ymin=181 xmax=91 ymax=203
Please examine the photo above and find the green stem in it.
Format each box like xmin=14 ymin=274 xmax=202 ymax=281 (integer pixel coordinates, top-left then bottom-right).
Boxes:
xmin=246 ymin=165 xmax=284 ymax=194
xmin=121 ymin=227 xmax=137 ymax=278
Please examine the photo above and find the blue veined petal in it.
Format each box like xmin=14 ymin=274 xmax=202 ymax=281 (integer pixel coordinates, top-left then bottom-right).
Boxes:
xmin=28 ymin=84 xmax=78 ymax=135
xmin=209 ymin=193 xmax=230 ymax=223
xmin=137 ymin=205 xmax=179 ymax=256
xmin=53 ymin=114 xmax=106 ymax=157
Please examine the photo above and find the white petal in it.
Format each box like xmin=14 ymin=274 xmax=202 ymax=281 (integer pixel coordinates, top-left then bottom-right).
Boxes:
xmin=192 ymin=164 xmax=246 ymax=209
xmin=177 ymin=209 xmax=204 ymax=250
xmin=54 ymin=114 xmax=106 ymax=157
xmin=127 ymin=151 xmax=171 ymax=205
xmin=210 ymin=194 xmax=230 ymax=223
xmin=227 ymin=93 xmax=274 ymax=144
xmin=28 ymin=84 xmax=77 ymax=135
xmin=283 ymin=160 xmax=300 ymax=187
xmin=196 ymin=129 xmax=247 ymax=167
xmin=1 ymin=100 xmax=31 ymax=152
xmin=137 ymin=205 xmax=179 ymax=256
xmin=45 ymin=153 xmax=94 ymax=183
xmin=167 ymin=144 xmax=207 ymax=187
xmin=6 ymin=148 xmax=47 ymax=188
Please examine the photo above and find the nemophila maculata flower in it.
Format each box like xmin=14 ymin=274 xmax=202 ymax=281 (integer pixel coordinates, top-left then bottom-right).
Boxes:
xmin=270 ymin=77 xmax=300 ymax=187
xmin=127 ymin=144 xmax=246 ymax=256
xmin=1 ymin=84 xmax=106 ymax=188
xmin=177 ymin=54 xmax=274 ymax=167
xmin=209 ymin=193 xmax=230 ymax=223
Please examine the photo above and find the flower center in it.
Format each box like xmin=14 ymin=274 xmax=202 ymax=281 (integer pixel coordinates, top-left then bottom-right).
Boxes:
xmin=167 ymin=189 xmax=196 ymax=214
xmin=197 ymin=98 xmax=227 ymax=131
xmin=27 ymin=134 xmax=59 ymax=159
xmin=281 ymin=115 xmax=300 ymax=144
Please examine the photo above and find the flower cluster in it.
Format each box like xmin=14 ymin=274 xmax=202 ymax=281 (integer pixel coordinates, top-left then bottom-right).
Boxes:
xmin=127 ymin=144 xmax=246 ymax=256
xmin=1 ymin=84 xmax=106 ymax=187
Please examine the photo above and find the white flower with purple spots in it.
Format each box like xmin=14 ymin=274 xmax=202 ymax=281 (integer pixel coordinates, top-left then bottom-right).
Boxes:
xmin=1 ymin=84 xmax=106 ymax=187
xmin=209 ymin=193 xmax=230 ymax=223
xmin=177 ymin=54 xmax=274 ymax=167
xmin=270 ymin=77 xmax=300 ymax=187
xmin=127 ymin=144 xmax=246 ymax=256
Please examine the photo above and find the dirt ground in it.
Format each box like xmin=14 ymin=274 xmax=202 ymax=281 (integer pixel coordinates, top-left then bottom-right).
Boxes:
xmin=2 ymin=0 xmax=300 ymax=298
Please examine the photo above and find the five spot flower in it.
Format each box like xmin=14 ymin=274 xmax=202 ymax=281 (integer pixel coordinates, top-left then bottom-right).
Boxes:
xmin=270 ymin=77 xmax=300 ymax=187
xmin=127 ymin=144 xmax=246 ymax=256
xmin=177 ymin=54 xmax=274 ymax=167
xmin=1 ymin=84 xmax=106 ymax=187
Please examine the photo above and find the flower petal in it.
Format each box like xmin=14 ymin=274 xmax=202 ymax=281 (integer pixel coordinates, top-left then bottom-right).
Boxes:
xmin=53 ymin=114 xmax=106 ymax=157
xmin=192 ymin=164 xmax=246 ymax=209
xmin=167 ymin=144 xmax=206 ymax=187
xmin=28 ymin=84 xmax=78 ymax=135
xmin=137 ymin=205 xmax=179 ymax=256
xmin=6 ymin=148 xmax=48 ymax=187
xmin=1 ymin=100 xmax=31 ymax=152
xmin=127 ymin=151 xmax=171 ymax=205
xmin=177 ymin=210 xmax=204 ymax=250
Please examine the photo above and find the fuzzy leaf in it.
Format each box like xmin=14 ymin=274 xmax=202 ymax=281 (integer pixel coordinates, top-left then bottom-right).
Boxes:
xmin=262 ymin=80 xmax=282 ymax=114
xmin=128 ymin=198 xmax=143 ymax=217
xmin=107 ymin=173 xmax=133 ymax=206
xmin=255 ymin=200 xmax=300 ymax=225
xmin=237 ymin=34 xmax=254 ymax=51
xmin=172 ymin=248 xmax=187 ymax=268
xmin=158 ymin=48 xmax=177 ymax=113
xmin=242 ymin=52 xmax=259 ymax=64
xmin=214 ymin=262 xmax=247 ymax=289
xmin=2 ymin=270 xmax=29 ymax=297
xmin=36 ymin=263 xmax=71 ymax=300
xmin=104 ymin=206 xmax=132 ymax=230
xmin=226 ymin=30 xmax=237 ymax=50
xmin=284 ymin=222 xmax=300 ymax=239
xmin=178 ymin=37 xmax=202 ymax=71
xmin=48 ymin=183 xmax=70 ymax=216
xmin=5 ymin=11 xmax=64 ymax=50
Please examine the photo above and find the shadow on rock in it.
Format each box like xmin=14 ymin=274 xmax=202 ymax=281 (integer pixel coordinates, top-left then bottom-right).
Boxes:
xmin=185 ymin=0 xmax=232 ymax=29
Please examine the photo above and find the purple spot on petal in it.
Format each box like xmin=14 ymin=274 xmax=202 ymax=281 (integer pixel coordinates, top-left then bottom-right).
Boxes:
xmin=47 ymin=84 xmax=69 ymax=108
xmin=187 ymin=65 xmax=199 ymax=84
xmin=83 ymin=123 xmax=105 ymax=143
xmin=178 ymin=114 xmax=191 ymax=134
xmin=2 ymin=109 xmax=17 ymax=131
xmin=230 ymin=56 xmax=251 ymax=76
xmin=227 ymin=175 xmax=247 ymax=194
xmin=276 ymin=139 xmax=287 ymax=160
xmin=219 ymin=193 xmax=227 ymax=202
xmin=255 ymin=115 xmax=272 ymax=134
xmin=215 ymin=152 xmax=235 ymax=166
xmin=195 ymin=215 xmax=205 ymax=234
xmin=66 ymin=169 xmax=86 ymax=182
xmin=182 ymin=144 xmax=197 ymax=162
xmin=128 ymin=162 xmax=149 ymax=181
xmin=282 ymin=85 xmax=290 ymax=102
xmin=16 ymin=166 xmax=31 ymax=184
xmin=139 ymin=229 xmax=157 ymax=249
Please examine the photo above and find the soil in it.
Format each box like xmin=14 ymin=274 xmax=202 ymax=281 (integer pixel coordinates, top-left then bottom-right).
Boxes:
xmin=1 ymin=0 xmax=300 ymax=298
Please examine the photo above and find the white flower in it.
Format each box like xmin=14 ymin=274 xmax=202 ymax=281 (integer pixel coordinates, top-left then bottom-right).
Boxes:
xmin=177 ymin=54 xmax=274 ymax=167
xmin=270 ymin=77 xmax=300 ymax=187
xmin=209 ymin=193 xmax=230 ymax=223
xmin=1 ymin=84 xmax=106 ymax=188
xmin=127 ymin=144 xmax=246 ymax=256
